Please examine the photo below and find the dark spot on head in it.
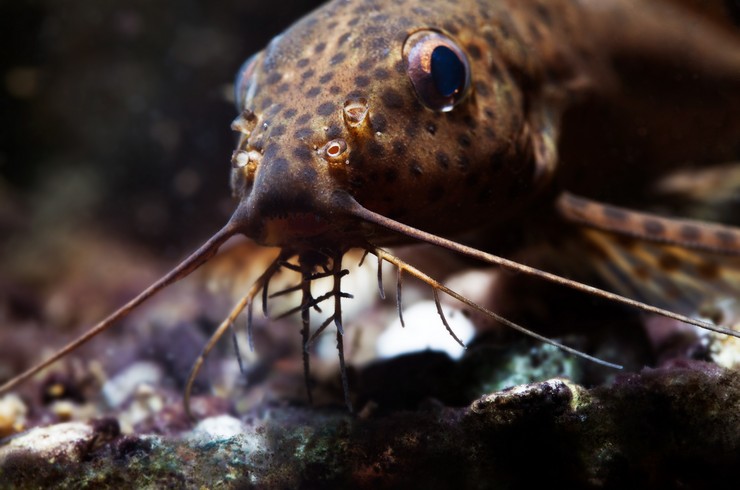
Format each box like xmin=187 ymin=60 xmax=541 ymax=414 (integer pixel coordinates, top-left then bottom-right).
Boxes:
xmin=359 ymin=58 xmax=376 ymax=71
xmin=442 ymin=21 xmax=459 ymax=35
xmin=680 ymin=225 xmax=701 ymax=242
xmin=319 ymin=72 xmax=334 ymax=84
xmin=277 ymin=82 xmax=291 ymax=94
xmin=259 ymin=97 xmax=273 ymax=111
xmin=466 ymin=44 xmax=482 ymax=60
xmin=498 ymin=16 xmax=513 ymax=39
xmin=266 ymin=73 xmax=282 ymax=85
xmin=658 ymin=253 xmax=681 ymax=272
xmin=643 ymin=219 xmax=666 ymax=236
xmin=372 ymin=114 xmax=388 ymax=133
xmin=380 ymin=88 xmax=403 ymax=109
xmin=294 ymin=127 xmax=314 ymax=139
xmin=603 ymin=206 xmax=629 ymax=222
xmin=373 ymin=68 xmax=390 ymax=80
xmin=411 ymin=6 xmax=431 ymax=16
xmin=338 ymin=32 xmax=351 ymax=46
xmin=394 ymin=59 xmax=406 ymax=74
xmin=479 ymin=30 xmax=496 ymax=51
xmin=392 ymin=139 xmax=406 ymax=156
xmin=370 ymin=37 xmax=389 ymax=51
xmin=348 ymin=16 xmax=360 ymax=27
xmin=283 ymin=108 xmax=298 ymax=119
xmin=435 ymin=151 xmax=450 ymax=170
xmin=293 ymin=145 xmax=314 ymax=161
xmin=370 ymin=13 xmax=389 ymax=23
xmin=535 ymin=4 xmax=552 ymax=26
xmin=458 ymin=134 xmax=472 ymax=148
xmin=330 ymin=85 xmax=341 ymax=95
xmin=404 ymin=122 xmax=419 ymax=137
xmin=355 ymin=75 xmax=371 ymax=87
xmin=326 ymin=124 xmax=342 ymax=139
xmin=490 ymin=62 xmax=502 ymax=79
xmin=271 ymin=157 xmax=289 ymax=173
xmin=297 ymin=58 xmax=310 ymax=68
xmin=315 ymin=42 xmax=327 ymax=53
xmin=306 ymin=86 xmax=322 ymax=98
xmin=346 ymin=90 xmax=365 ymax=99
xmin=302 ymin=69 xmax=316 ymax=80
xmin=317 ymin=102 xmax=337 ymax=117
xmin=330 ymin=52 xmax=347 ymax=65
xmin=463 ymin=115 xmax=478 ymax=129
xmin=475 ymin=81 xmax=491 ymax=97
xmin=426 ymin=122 xmax=437 ymax=135
xmin=300 ymin=166 xmax=318 ymax=183
xmin=365 ymin=25 xmax=382 ymax=36
xmin=484 ymin=108 xmax=495 ymax=119
xmin=271 ymin=125 xmax=286 ymax=137
xmin=296 ymin=113 xmax=311 ymax=125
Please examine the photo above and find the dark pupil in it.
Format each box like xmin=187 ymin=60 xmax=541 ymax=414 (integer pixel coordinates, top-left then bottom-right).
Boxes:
xmin=430 ymin=45 xmax=465 ymax=98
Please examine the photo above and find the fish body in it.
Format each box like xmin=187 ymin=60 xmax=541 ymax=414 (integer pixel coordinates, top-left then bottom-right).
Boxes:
xmin=230 ymin=0 xmax=740 ymax=252
xmin=2 ymin=0 xmax=740 ymax=411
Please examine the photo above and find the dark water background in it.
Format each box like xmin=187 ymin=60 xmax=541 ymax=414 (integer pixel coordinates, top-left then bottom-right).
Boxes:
xmin=1 ymin=0 xmax=324 ymax=257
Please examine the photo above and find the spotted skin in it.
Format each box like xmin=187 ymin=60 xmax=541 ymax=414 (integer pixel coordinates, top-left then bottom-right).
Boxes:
xmin=229 ymin=0 xmax=740 ymax=256
xmin=2 ymin=0 xmax=740 ymax=410
xmin=230 ymin=0 xmax=579 ymax=245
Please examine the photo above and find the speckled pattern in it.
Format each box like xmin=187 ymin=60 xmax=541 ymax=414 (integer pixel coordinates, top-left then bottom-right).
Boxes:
xmin=229 ymin=0 xmax=592 ymax=244
xmin=227 ymin=0 xmax=740 ymax=253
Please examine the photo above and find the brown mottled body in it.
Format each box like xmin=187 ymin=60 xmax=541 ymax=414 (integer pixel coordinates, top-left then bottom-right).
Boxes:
xmin=2 ymin=0 xmax=740 ymax=412
xmin=229 ymin=0 xmax=740 ymax=250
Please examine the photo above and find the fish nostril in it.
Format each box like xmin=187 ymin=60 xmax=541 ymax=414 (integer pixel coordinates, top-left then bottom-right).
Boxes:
xmin=320 ymin=138 xmax=349 ymax=164
xmin=327 ymin=141 xmax=344 ymax=157
xmin=231 ymin=150 xmax=249 ymax=168
xmin=231 ymin=109 xmax=258 ymax=135
xmin=231 ymin=149 xmax=263 ymax=168
xmin=343 ymin=98 xmax=369 ymax=128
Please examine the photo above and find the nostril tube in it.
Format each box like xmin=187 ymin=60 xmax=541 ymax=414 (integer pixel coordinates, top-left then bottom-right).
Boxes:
xmin=320 ymin=139 xmax=349 ymax=164
xmin=231 ymin=150 xmax=249 ymax=168
xmin=343 ymin=98 xmax=369 ymax=128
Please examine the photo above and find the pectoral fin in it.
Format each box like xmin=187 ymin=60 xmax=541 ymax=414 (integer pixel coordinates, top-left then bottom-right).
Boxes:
xmin=556 ymin=192 xmax=740 ymax=320
xmin=556 ymin=192 xmax=740 ymax=255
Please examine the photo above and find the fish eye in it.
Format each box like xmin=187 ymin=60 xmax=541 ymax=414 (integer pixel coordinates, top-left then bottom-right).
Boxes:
xmin=403 ymin=30 xmax=471 ymax=112
xmin=234 ymin=53 xmax=259 ymax=112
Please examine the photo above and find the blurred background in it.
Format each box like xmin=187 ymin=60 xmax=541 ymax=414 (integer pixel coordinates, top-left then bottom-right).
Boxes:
xmin=1 ymin=0 xmax=323 ymax=255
